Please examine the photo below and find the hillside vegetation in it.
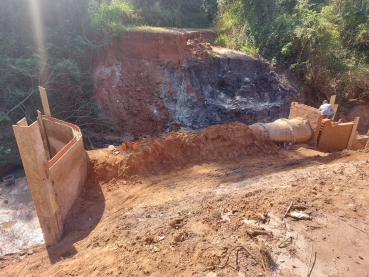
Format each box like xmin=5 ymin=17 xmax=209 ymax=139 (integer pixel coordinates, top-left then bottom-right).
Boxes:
xmin=1 ymin=0 xmax=369 ymax=174
xmin=0 ymin=0 xmax=216 ymax=174
xmin=216 ymin=0 xmax=369 ymax=104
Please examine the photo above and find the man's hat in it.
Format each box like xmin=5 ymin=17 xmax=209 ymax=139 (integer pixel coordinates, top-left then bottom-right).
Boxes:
xmin=323 ymin=100 xmax=328 ymax=104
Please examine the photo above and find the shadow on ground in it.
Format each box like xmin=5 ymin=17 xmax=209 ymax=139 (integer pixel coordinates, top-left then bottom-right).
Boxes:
xmin=46 ymin=176 xmax=105 ymax=264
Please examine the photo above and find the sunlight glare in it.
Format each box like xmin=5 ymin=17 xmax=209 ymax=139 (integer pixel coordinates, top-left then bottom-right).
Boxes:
xmin=28 ymin=0 xmax=47 ymax=73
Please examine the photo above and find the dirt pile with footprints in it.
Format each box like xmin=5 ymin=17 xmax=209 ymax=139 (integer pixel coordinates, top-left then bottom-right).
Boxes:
xmin=2 ymin=122 xmax=369 ymax=276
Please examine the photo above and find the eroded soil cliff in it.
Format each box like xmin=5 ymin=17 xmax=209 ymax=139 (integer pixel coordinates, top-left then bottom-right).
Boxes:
xmin=93 ymin=30 xmax=297 ymax=140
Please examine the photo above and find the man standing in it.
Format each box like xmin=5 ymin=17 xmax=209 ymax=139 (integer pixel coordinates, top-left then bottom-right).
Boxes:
xmin=319 ymin=100 xmax=335 ymax=119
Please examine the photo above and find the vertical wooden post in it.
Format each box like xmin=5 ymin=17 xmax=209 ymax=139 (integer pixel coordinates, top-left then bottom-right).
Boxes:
xmin=347 ymin=117 xmax=360 ymax=150
xmin=37 ymin=110 xmax=51 ymax=160
xmin=13 ymin=118 xmax=63 ymax=245
xmin=39 ymin=86 xmax=51 ymax=117
xmin=313 ymin=115 xmax=324 ymax=145
xmin=330 ymin=95 xmax=336 ymax=106
xmin=332 ymin=104 xmax=339 ymax=121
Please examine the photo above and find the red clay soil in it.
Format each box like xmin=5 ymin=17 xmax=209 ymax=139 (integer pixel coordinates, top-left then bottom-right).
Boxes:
xmin=87 ymin=122 xmax=271 ymax=182
xmin=2 ymin=123 xmax=369 ymax=277
xmin=91 ymin=30 xmax=295 ymax=139
xmin=92 ymin=30 xmax=215 ymax=138
xmin=347 ymin=104 xmax=369 ymax=133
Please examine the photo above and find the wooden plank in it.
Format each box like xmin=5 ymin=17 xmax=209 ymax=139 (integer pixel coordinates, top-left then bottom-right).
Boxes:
xmin=47 ymin=137 xmax=77 ymax=168
xmin=350 ymin=132 xmax=365 ymax=150
xmin=365 ymin=138 xmax=369 ymax=149
xmin=39 ymin=86 xmax=51 ymax=117
xmin=44 ymin=115 xmax=81 ymax=132
xmin=16 ymin=118 xmax=28 ymax=127
xmin=13 ymin=122 xmax=62 ymax=245
xmin=313 ymin=115 xmax=324 ymax=145
xmin=347 ymin=117 xmax=360 ymax=150
xmin=332 ymin=104 xmax=339 ymax=121
xmin=37 ymin=110 xmax=51 ymax=160
xmin=330 ymin=95 xmax=336 ymax=106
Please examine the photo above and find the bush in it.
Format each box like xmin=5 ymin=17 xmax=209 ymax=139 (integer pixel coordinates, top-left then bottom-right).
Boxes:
xmin=89 ymin=0 xmax=138 ymax=33
xmin=89 ymin=0 xmax=216 ymax=30
xmin=214 ymin=34 xmax=226 ymax=47
xmin=216 ymin=0 xmax=369 ymax=103
xmin=0 ymin=0 xmax=102 ymax=174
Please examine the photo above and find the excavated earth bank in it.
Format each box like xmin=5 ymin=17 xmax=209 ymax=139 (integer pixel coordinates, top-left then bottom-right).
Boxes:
xmin=88 ymin=122 xmax=272 ymax=183
xmin=2 ymin=30 xmax=369 ymax=277
xmin=93 ymin=30 xmax=297 ymax=140
xmin=2 ymin=126 xmax=369 ymax=276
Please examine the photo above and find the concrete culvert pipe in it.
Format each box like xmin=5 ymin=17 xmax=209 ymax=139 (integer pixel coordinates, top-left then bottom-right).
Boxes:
xmin=249 ymin=118 xmax=312 ymax=143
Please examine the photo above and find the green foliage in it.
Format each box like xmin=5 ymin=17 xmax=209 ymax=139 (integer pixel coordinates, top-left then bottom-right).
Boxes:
xmin=0 ymin=0 xmax=218 ymax=174
xmin=89 ymin=0 xmax=138 ymax=33
xmin=241 ymin=44 xmax=259 ymax=56
xmin=340 ymin=0 xmax=369 ymax=59
xmin=89 ymin=0 xmax=216 ymax=32
xmin=0 ymin=0 xmax=102 ymax=174
xmin=214 ymin=34 xmax=227 ymax=47
xmin=216 ymin=0 xmax=369 ymax=103
xmin=356 ymin=23 xmax=369 ymax=53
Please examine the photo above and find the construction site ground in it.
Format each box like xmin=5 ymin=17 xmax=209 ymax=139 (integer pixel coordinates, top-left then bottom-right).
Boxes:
xmin=1 ymin=139 xmax=369 ymax=276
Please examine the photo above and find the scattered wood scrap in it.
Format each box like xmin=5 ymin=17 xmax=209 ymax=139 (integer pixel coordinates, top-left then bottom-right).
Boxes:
xmin=284 ymin=202 xmax=312 ymax=220
xmin=247 ymin=229 xmax=272 ymax=237
xmin=289 ymin=211 xmax=311 ymax=220
xmin=284 ymin=201 xmax=294 ymax=218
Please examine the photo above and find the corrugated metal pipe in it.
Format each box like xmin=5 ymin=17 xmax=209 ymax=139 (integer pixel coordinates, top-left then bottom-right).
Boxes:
xmin=249 ymin=118 xmax=312 ymax=143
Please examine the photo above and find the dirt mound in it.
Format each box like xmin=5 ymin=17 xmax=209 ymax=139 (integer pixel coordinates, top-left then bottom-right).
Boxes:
xmin=88 ymin=122 xmax=277 ymax=183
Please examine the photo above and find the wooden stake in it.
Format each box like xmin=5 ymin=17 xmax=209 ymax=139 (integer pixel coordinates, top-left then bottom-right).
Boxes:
xmin=330 ymin=95 xmax=336 ymax=106
xmin=247 ymin=229 xmax=272 ymax=237
xmin=284 ymin=201 xmax=294 ymax=218
xmin=16 ymin=118 xmax=28 ymax=127
xmin=347 ymin=117 xmax=360 ymax=150
xmin=332 ymin=104 xmax=339 ymax=121
xmin=37 ymin=110 xmax=51 ymax=160
xmin=39 ymin=86 xmax=51 ymax=117
xmin=306 ymin=245 xmax=313 ymax=277
xmin=313 ymin=115 xmax=324 ymax=145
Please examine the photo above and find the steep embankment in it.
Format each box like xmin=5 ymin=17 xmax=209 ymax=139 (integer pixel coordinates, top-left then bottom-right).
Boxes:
xmin=92 ymin=30 xmax=297 ymax=139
